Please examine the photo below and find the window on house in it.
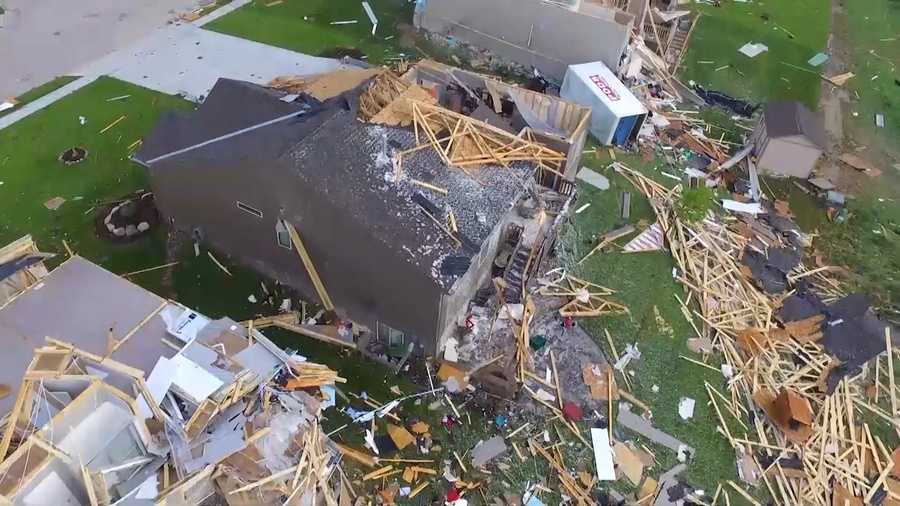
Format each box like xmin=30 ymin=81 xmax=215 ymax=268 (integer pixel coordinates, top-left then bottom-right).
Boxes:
xmin=236 ymin=201 xmax=263 ymax=218
xmin=377 ymin=322 xmax=405 ymax=347
xmin=275 ymin=219 xmax=292 ymax=249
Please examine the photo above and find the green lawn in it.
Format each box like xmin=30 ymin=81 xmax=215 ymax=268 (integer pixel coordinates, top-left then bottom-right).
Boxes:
xmin=561 ymin=149 xmax=743 ymax=494
xmin=0 ymin=76 xmax=79 ymax=119
xmin=0 ymin=76 xmax=286 ymax=320
xmin=680 ymin=0 xmax=830 ymax=107
xmin=204 ymin=0 xmax=415 ymax=63
xmin=0 ymin=77 xmax=189 ymax=279
xmin=844 ymin=0 xmax=900 ymax=160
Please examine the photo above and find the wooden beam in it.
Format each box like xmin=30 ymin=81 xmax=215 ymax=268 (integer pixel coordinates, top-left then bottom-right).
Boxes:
xmin=284 ymin=222 xmax=334 ymax=311
xmin=0 ymin=381 xmax=32 ymax=459
xmin=272 ymin=322 xmax=356 ymax=349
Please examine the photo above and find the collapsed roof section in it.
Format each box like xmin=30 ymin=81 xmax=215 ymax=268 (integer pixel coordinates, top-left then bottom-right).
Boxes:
xmin=0 ymin=239 xmax=346 ymax=505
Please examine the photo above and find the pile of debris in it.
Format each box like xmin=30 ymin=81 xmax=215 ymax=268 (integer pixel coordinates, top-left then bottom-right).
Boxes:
xmin=614 ymin=163 xmax=899 ymax=505
xmin=0 ymin=240 xmax=356 ymax=505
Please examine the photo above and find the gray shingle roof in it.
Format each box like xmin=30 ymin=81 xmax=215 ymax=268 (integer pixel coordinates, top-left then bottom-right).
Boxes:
xmin=763 ymin=101 xmax=827 ymax=149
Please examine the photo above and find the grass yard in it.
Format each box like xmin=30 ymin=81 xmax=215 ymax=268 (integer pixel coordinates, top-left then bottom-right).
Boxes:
xmin=0 ymin=77 xmax=189 ymax=280
xmin=560 ymin=148 xmax=743 ymax=494
xmin=0 ymin=76 xmax=78 ymax=119
xmin=843 ymin=0 xmax=900 ymax=160
xmin=0 ymin=76 xmax=289 ymax=321
xmin=680 ymin=0 xmax=830 ymax=107
xmin=204 ymin=0 xmax=415 ymax=63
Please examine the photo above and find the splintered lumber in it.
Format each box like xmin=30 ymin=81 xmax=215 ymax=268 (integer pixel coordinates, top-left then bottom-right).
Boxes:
xmin=285 ymin=362 xmax=346 ymax=388
xmin=206 ymin=251 xmax=232 ymax=276
xmin=401 ymin=99 xmax=566 ymax=175
xmin=613 ymin=161 xmax=893 ymax=506
xmin=578 ymin=225 xmax=636 ymax=264
xmin=363 ymin=465 xmax=395 ymax=481
xmin=409 ymin=481 xmax=429 ymax=498
xmin=409 ymin=178 xmax=448 ymax=195
xmin=530 ymin=440 xmax=593 ymax=505
xmin=538 ymin=274 xmax=629 ymax=318
xmin=334 ymin=443 xmax=377 ymax=468
xmin=515 ymin=297 xmax=534 ymax=383
xmin=284 ymin=222 xmax=335 ymax=311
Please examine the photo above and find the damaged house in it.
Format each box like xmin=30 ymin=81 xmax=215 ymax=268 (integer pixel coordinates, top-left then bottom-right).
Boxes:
xmin=413 ymin=0 xmax=636 ymax=80
xmin=134 ymin=75 xmax=573 ymax=357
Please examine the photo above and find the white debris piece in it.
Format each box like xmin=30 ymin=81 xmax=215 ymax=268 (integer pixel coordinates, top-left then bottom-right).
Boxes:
xmin=739 ymin=42 xmax=769 ymax=58
xmin=361 ymin=1 xmax=378 ymax=35
xmin=443 ymin=337 xmax=459 ymax=362
xmin=364 ymin=429 xmax=380 ymax=455
xmin=678 ymin=397 xmax=696 ymax=420
xmin=722 ymin=199 xmax=765 ymax=215
xmin=614 ymin=343 xmax=641 ymax=370
xmin=576 ymin=167 xmax=610 ymax=190
xmin=590 ymin=428 xmax=617 ymax=480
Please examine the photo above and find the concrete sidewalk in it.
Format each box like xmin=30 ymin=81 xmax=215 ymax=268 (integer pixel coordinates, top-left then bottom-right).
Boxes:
xmin=0 ymin=0 xmax=351 ymax=131
xmin=89 ymin=25 xmax=348 ymax=102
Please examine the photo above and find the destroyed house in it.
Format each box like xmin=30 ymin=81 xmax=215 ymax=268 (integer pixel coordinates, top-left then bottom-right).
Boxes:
xmin=413 ymin=0 xmax=635 ymax=80
xmin=0 ymin=240 xmax=333 ymax=505
xmin=135 ymin=78 xmax=561 ymax=356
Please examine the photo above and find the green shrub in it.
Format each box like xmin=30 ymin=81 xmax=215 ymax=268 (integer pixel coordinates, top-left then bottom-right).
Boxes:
xmin=677 ymin=186 xmax=716 ymax=223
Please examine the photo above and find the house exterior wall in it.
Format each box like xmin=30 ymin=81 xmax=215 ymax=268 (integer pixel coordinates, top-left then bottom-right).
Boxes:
xmin=414 ymin=0 xmax=633 ymax=80
xmin=435 ymin=207 xmax=515 ymax=354
xmin=756 ymin=136 xmax=822 ymax=179
xmin=146 ymin=134 xmax=446 ymax=354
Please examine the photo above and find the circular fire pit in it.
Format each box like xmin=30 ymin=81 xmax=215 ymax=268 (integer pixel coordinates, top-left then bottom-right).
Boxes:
xmin=97 ymin=192 xmax=160 ymax=243
xmin=59 ymin=147 xmax=88 ymax=165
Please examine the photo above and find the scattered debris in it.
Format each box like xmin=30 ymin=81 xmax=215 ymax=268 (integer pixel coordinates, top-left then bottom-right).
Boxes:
xmin=678 ymin=397 xmax=695 ymax=420
xmin=471 ymin=436 xmax=507 ymax=468
xmin=739 ymin=42 xmax=769 ymax=58
xmin=43 ymin=196 xmax=66 ymax=210
xmin=807 ymin=52 xmax=829 ymax=66
xmin=576 ymin=167 xmax=610 ymax=190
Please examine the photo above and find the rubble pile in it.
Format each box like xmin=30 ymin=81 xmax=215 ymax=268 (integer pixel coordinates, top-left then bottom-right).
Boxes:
xmin=0 ymin=316 xmax=349 ymax=505
xmin=615 ymin=163 xmax=899 ymax=505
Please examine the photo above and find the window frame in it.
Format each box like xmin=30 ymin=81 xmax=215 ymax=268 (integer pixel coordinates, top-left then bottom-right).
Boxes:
xmin=275 ymin=219 xmax=293 ymax=250
xmin=236 ymin=201 xmax=263 ymax=219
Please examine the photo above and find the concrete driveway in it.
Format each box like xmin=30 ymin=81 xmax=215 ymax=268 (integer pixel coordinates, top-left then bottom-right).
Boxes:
xmin=84 ymin=25 xmax=347 ymax=102
xmin=0 ymin=0 xmax=207 ymax=98
xmin=0 ymin=0 xmax=349 ymax=130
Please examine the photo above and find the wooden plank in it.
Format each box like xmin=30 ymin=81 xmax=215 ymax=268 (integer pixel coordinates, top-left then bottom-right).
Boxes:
xmin=410 ymin=178 xmax=448 ymax=195
xmin=272 ymin=321 xmax=356 ymax=349
xmin=0 ymin=381 xmax=32 ymax=459
xmin=99 ymin=115 xmax=126 ymax=134
xmin=284 ymin=222 xmax=335 ymax=311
